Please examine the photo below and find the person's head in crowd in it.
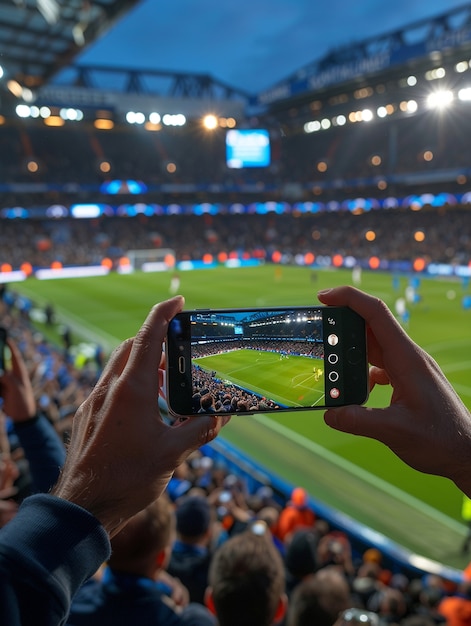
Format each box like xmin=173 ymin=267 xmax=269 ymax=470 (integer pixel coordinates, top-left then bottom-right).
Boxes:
xmin=363 ymin=548 xmax=383 ymax=566
xmin=166 ymin=460 xmax=192 ymax=502
xmin=291 ymin=487 xmax=308 ymax=509
xmin=175 ymin=494 xmax=212 ymax=544
xmin=317 ymin=531 xmax=353 ymax=575
xmin=368 ymin=586 xmax=408 ymax=623
xmin=199 ymin=393 xmax=216 ymax=413
xmin=107 ymin=493 xmax=175 ymax=576
xmin=205 ymin=521 xmax=287 ymax=626
xmin=284 ymin=527 xmax=319 ymax=592
xmin=256 ymin=506 xmax=281 ymax=534
xmin=352 ymin=561 xmax=383 ymax=608
xmin=286 ymin=565 xmax=352 ymax=626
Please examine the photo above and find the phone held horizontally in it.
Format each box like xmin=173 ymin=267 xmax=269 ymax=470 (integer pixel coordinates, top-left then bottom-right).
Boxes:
xmin=165 ymin=305 xmax=368 ymax=418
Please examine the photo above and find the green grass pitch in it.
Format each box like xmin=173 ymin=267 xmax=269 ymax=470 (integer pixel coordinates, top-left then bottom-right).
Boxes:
xmin=14 ymin=264 xmax=471 ymax=568
xmin=194 ymin=349 xmax=325 ymax=408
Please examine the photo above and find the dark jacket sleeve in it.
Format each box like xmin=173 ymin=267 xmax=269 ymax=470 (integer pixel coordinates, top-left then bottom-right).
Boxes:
xmin=14 ymin=415 xmax=66 ymax=494
xmin=0 ymin=494 xmax=110 ymax=626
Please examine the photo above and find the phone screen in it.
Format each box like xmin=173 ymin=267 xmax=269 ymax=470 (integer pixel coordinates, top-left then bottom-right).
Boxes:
xmin=166 ymin=306 xmax=368 ymax=417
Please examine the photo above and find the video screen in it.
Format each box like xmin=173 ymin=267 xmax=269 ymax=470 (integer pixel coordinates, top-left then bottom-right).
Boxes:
xmin=225 ymin=129 xmax=271 ymax=169
xmin=188 ymin=308 xmax=325 ymax=414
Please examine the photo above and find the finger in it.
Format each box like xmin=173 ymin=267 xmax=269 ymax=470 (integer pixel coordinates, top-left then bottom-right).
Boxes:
xmin=317 ymin=286 xmax=413 ymax=357
xmin=5 ymin=340 xmax=29 ymax=382
xmin=369 ymin=365 xmax=390 ymax=388
xmin=324 ymin=404 xmax=395 ymax=442
xmin=171 ymin=413 xmax=231 ymax=461
xmin=95 ymin=338 xmax=133 ymax=387
xmin=124 ymin=296 xmax=184 ymax=384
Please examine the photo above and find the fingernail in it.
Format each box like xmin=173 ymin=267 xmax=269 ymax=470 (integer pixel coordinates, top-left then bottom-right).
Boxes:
xmin=317 ymin=288 xmax=333 ymax=296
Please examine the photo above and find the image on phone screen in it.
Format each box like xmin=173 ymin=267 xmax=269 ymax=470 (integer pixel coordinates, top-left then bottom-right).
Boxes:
xmin=166 ymin=306 xmax=368 ymax=417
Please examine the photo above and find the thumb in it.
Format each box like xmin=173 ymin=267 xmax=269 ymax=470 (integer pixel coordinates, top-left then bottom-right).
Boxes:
xmin=324 ymin=404 xmax=391 ymax=441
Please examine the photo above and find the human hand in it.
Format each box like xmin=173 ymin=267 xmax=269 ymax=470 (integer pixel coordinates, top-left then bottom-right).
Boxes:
xmin=0 ymin=498 xmax=18 ymax=528
xmin=156 ymin=570 xmax=190 ymax=608
xmin=52 ymin=296 xmax=231 ymax=537
xmin=317 ymin=286 xmax=471 ymax=496
xmin=0 ymin=339 xmax=36 ymax=421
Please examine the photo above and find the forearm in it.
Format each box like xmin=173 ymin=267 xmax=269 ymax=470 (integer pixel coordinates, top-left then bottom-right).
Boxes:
xmin=14 ymin=415 xmax=66 ymax=494
xmin=0 ymin=494 xmax=110 ymax=626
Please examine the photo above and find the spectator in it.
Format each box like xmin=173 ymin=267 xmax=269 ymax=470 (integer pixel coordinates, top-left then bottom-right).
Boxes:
xmin=68 ymin=494 xmax=196 ymax=625
xmin=276 ymin=486 xmax=316 ymax=542
xmin=285 ymin=565 xmax=352 ymax=626
xmin=284 ymin=527 xmax=320 ymax=594
xmin=168 ymin=495 xmax=215 ymax=604
xmin=205 ymin=522 xmax=288 ymax=626
xmin=437 ymin=580 xmax=471 ymax=626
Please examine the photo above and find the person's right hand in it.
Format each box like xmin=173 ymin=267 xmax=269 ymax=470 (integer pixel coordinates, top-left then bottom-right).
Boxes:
xmin=52 ymin=296 xmax=231 ymax=537
xmin=317 ymin=286 xmax=471 ymax=497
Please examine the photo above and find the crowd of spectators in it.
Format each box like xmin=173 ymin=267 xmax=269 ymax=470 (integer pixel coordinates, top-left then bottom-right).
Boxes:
xmin=2 ymin=281 xmax=471 ymax=626
xmin=0 ymin=206 xmax=470 ymax=271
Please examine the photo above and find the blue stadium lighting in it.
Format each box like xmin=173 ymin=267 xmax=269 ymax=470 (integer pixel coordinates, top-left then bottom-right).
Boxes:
xmin=70 ymin=204 xmax=109 ymax=218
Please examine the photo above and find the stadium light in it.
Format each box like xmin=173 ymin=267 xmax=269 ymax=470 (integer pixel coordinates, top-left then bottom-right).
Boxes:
xmin=0 ymin=65 xmax=3 ymax=79
xmin=16 ymin=104 xmax=30 ymax=118
xmin=458 ymin=87 xmax=471 ymax=102
xmin=426 ymin=90 xmax=453 ymax=109
xmin=202 ymin=114 xmax=218 ymax=130
xmin=456 ymin=61 xmax=469 ymax=73
xmin=304 ymin=120 xmax=320 ymax=133
xmin=333 ymin=115 xmax=346 ymax=126
xmin=162 ymin=113 xmax=186 ymax=127
xmin=425 ymin=67 xmax=446 ymax=81
xmin=126 ymin=111 xmax=145 ymax=125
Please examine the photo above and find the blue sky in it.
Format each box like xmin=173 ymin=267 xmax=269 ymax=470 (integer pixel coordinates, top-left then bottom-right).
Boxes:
xmin=79 ymin=0 xmax=470 ymax=95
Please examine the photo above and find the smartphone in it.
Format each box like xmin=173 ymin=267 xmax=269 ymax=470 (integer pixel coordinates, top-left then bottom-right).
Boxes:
xmin=165 ymin=305 xmax=368 ymax=417
xmin=0 ymin=327 xmax=6 ymax=375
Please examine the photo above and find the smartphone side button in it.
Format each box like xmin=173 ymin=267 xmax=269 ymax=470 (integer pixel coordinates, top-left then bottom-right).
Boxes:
xmin=178 ymin=356 xmax=186 ymax=373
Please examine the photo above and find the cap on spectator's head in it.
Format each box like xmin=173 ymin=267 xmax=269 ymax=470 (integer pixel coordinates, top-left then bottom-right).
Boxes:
xmin=176 ymin=495 xmax=211 ymax=537
xmin=291 ymin=486 xmax=308 ymax=507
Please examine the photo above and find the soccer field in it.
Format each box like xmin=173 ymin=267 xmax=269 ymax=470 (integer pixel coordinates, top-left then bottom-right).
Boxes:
xmin=14 ymin=264 xmax=471 ymax=568
xmin=195 ymin=349 xmax=325 ymax=408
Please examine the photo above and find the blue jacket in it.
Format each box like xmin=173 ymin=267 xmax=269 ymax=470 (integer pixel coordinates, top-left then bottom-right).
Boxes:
xmin=0 ymin=494 xmax=110 ymax=626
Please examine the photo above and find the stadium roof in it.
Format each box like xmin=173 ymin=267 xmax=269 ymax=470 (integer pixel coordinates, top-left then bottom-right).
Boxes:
xmin=0 ymin=0 xmax=140 ymax=89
